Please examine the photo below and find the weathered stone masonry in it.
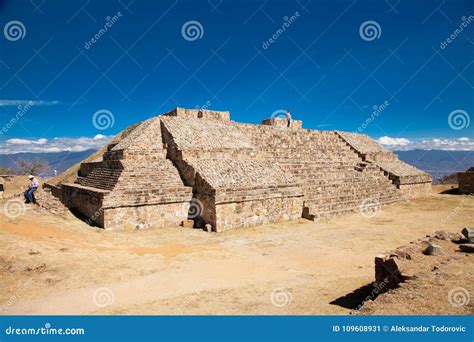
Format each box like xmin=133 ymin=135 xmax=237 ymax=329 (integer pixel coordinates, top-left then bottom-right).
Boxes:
xmin=458 ymin=167 xmax=474 ymax=194
xmin=51 ymin=108 xmax=432 ymax=231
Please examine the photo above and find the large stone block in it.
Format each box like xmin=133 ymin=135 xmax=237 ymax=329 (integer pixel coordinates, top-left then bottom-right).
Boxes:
xmin=458 ymin=169 xmax=474 ymax=194
xmin=462 ymin=227 xmax=474 ymax=243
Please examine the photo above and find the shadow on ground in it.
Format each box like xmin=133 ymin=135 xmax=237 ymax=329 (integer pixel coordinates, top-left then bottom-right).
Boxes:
xmin=439 ymin=187 xmax=461 ymax=195
xmin=330 ymin=283 xmax=377 ymax=310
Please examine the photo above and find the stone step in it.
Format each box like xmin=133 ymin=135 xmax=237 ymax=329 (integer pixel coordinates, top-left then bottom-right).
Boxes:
xmin=305 ymin=181 xmax=396 ymax=191
xmin=305 ymin=188 xmax=400 ymax=202
xmin=304 ymin=196 xmax=401 ymax=220
xmin=305 ymin=193 xmax=400 ymax=210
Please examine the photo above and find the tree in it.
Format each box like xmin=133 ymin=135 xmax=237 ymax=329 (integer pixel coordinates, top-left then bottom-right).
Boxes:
xmin=0 ymin=166 xmax=15 ymax=175
xmin=16 ymin=159 xmax=50 ymax=176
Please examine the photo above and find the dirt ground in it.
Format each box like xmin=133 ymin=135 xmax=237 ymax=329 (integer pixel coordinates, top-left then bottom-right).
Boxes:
xmin=0 ymin=184 xmax=472 ymax=315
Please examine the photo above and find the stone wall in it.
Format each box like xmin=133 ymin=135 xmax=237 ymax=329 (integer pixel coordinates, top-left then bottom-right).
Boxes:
xmin=399 ymin=182 xmax=432 ymax=199
xmin=103 ymin=202 xmax=190 ymax=230
xmin=458 ymin=168 xmax=474 ymax=194
xmin=61 ymin=183 xmax=107 ymax=226
xmin=261 ymin=117 xmax=302 ymax=129
xmin=163 ymin=107 xmax=230 ymax=121
xmin=215 ymin=196 xmax=303 ymax=231
xmin=79 ymin=161 xmax=102 ymax=178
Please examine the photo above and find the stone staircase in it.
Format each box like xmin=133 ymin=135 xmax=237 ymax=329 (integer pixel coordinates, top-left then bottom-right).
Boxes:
xmin=241 ymin=127 xmax=402 ymax=221
xmin=302 ymin=164 xmax=401 ymax=220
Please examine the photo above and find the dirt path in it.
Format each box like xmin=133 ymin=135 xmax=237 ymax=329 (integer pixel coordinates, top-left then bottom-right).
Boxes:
xmin=1 ymin=185 xmax=472 ymax=315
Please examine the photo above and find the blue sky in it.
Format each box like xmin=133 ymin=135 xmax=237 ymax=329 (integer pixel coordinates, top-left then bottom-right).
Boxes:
xmin=0 ymin=0 xmax=473 ymax=153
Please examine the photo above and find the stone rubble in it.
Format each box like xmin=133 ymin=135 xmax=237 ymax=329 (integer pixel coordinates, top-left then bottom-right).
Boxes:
xmin=34 ymin=189 xmax=71 ymax=218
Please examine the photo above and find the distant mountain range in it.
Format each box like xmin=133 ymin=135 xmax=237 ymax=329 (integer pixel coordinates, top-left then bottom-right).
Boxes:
xmin=0 ymin=150 xmax=97 ymax=177
xmin=394 ymin=150 xmax=473 ymax=183
xmin=0 ymin=149 xmax=472 ymax=182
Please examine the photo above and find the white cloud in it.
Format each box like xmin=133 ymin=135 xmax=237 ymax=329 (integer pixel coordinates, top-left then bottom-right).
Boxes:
xmin=378 ymin=136 xmax=411 ymax=146
xmin=0 ymin=100 xmax=59 ymax=107
xmin=0 ymin=135 xmax=113 ymax=154
xmin=6 ymin=138 xmax=48 ymax=145
xmin=378 ymin=136 xmax=474 ymax=151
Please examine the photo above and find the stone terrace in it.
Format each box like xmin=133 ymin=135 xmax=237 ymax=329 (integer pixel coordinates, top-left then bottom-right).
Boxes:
xmin=51 ymin=108 xmax=432 ymax=231
xmin=336 ymin=131 xmax=432 ymax=198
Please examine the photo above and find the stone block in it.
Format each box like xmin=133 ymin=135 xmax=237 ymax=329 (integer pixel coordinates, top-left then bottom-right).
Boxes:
xmin=459 ymin=244 xmax=474 ymax=253
xmin=458 ymin=169 xmax=474 ymax=194
xmin=462 ymin=227 xmax=474 ymax=243
xmin=424 ymin=243 xmax=442 ymax=256
xmin=181 ymin=220 xmax=194 ymax=228
xmin=374 ymin=254 xmax=387 ymax=282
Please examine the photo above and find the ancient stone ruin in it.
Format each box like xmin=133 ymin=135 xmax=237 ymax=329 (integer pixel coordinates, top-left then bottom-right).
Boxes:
xmin=458 ymin=167 xmax=474 ymax=194
xmin=48 ymin=108 xmax=432 ymax=231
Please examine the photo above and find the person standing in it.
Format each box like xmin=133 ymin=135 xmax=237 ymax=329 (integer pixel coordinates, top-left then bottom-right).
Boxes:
xmin=24 ymin=175 xmax=39 ymax=204
xmin=286 ymin=110 xmax=292 ymax=127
